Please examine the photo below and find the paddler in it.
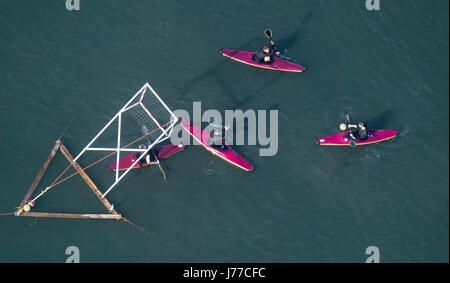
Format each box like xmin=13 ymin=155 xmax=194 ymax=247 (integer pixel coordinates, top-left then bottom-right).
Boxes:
xmin=254 ymin=42 xmax=280 ymax=64
xmin=346 ymin=121 xmax=368 ymax=141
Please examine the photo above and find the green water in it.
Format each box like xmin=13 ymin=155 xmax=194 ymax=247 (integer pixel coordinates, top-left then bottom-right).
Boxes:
xmin=0 ymin=0 xmax=448 ymax=262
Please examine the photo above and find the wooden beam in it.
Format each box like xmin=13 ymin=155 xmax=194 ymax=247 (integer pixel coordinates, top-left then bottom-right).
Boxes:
xmin=15 ymin=140 xmax=61 ymax=216
xmin=58 ymin=142 xmax=119 ymax=215
xmin=21 ymin=212 xmax=121 ymax=220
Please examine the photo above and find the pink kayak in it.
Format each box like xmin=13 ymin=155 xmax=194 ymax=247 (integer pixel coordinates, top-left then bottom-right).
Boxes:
xmin=220 ymin=48 xmax=305 ymax=72
xmin=108 ymin=143 xmax=185 ymax=171
xmin=181 ymin=120 xmax=253 ymax=171
xmin=316 ymin=130 xmax=398 ymax=146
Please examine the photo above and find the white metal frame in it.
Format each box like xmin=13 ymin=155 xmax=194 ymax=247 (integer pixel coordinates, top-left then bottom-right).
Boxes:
xmin=72 ymin=82 xmax=178 ymax=198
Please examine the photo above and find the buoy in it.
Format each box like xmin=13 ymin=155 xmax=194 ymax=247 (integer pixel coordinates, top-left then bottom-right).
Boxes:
xmin=340 ymin=123 xmax=347 ymax=131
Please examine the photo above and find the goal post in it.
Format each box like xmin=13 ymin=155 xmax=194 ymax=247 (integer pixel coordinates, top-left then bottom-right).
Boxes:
xmin=72 ymin=82 xmax=178 ymax=198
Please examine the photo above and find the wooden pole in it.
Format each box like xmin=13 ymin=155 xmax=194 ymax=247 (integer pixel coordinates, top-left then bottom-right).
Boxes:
xmin=15 ymin=140 xmax=61 ymax=216
xmin=21 ymin=212 xmax=121 ymax=220
xmin=58 ymin=142 xmax=119 ymax=215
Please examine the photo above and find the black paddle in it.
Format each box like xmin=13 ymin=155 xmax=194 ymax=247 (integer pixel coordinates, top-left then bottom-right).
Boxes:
xmin=343 ymin=115 xmax=356 ymax=147
xmin=264 ymin=29 xmax=286 ymax=59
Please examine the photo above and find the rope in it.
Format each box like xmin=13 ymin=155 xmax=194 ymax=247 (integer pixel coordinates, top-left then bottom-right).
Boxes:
xmin=0 ymin=212 xmax=14 ymax=216
xmin=121 ymin=216 xmax=191 ymax=258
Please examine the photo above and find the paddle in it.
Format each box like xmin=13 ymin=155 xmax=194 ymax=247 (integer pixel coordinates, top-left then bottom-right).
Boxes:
xmin=141 ymin=125 xmax=167 ymax=181
xmin=149 ymin=148 xmax=166 ymax=181
xmin=264 ymin=29 xmax=277 ymax=48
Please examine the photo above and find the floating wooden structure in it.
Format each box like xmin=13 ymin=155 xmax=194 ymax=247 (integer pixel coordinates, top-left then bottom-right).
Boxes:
xmin=15 ymin=140 xmax=121 ymax=220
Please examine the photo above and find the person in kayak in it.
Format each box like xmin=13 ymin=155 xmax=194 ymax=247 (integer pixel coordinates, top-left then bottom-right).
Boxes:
xmin=253 ymin=42 xmax=280 ymax=64
xmin=136 ymin=144 xmax=159 ymax=165
xmin=208 ymin=117 xmax=229 ymax=152
xmin=347 ymin=122 xmax=368 ymax=141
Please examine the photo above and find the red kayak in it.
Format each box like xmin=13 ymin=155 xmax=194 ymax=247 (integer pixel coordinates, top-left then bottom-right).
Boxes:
xmin=108 ymin=143 xmax=185 ymax=171
xmin=181 ymin=120 xmax=253 ymax=171
xmin=316 ymin=130 xmax=398 ymax=146
xmin=220 ymin=48 xmax=305 ymax=72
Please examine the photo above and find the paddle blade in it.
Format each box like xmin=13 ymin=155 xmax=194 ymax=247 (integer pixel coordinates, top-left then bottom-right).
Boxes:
xmin=264 ymin=29 xmax=272 ymax=38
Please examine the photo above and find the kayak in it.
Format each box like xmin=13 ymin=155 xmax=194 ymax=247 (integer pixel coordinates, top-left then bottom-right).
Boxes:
xmin=108 ymin=143 xmax=185 ymax=171
xmin=220 ymin=48 xmax=305 ymax=72
xmin=180 ymin=120 xmax=253 ymax=171
xmin=316 ymin=130 xmax=398 ymax=146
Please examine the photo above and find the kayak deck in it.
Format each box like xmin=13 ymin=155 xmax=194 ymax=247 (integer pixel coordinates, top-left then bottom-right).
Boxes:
xmin=108 ymin=143 xmax=185 ymax=171
xmin=181 ymin=120 xmax=253 ymax=171
xmin=220 ymin=48 xmax=305 ymax=72
xmin=316 ymin=130 xmax=398 ymax=146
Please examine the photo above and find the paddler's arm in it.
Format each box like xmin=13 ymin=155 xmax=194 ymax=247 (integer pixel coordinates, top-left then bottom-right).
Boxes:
xmin=269 ymin=42 xmax=280 ymax=56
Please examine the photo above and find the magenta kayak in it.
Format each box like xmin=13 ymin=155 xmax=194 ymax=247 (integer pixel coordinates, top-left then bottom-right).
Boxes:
xmin=220 ymin=48 xmax=305 ymax=72
xmin=181 ymin=120 xmax=253 ymax=171
xmin=108 ymin=143 xmax=185 ymax=171
xmin=316 ymin=130 xmax=398 ymax=146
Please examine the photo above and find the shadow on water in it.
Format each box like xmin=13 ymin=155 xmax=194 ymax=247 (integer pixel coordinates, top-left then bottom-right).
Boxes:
xmin=175 ymin=10 xmax=317 ymax=110
xmin=276 ymin=10 xmax=316 ymax=51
